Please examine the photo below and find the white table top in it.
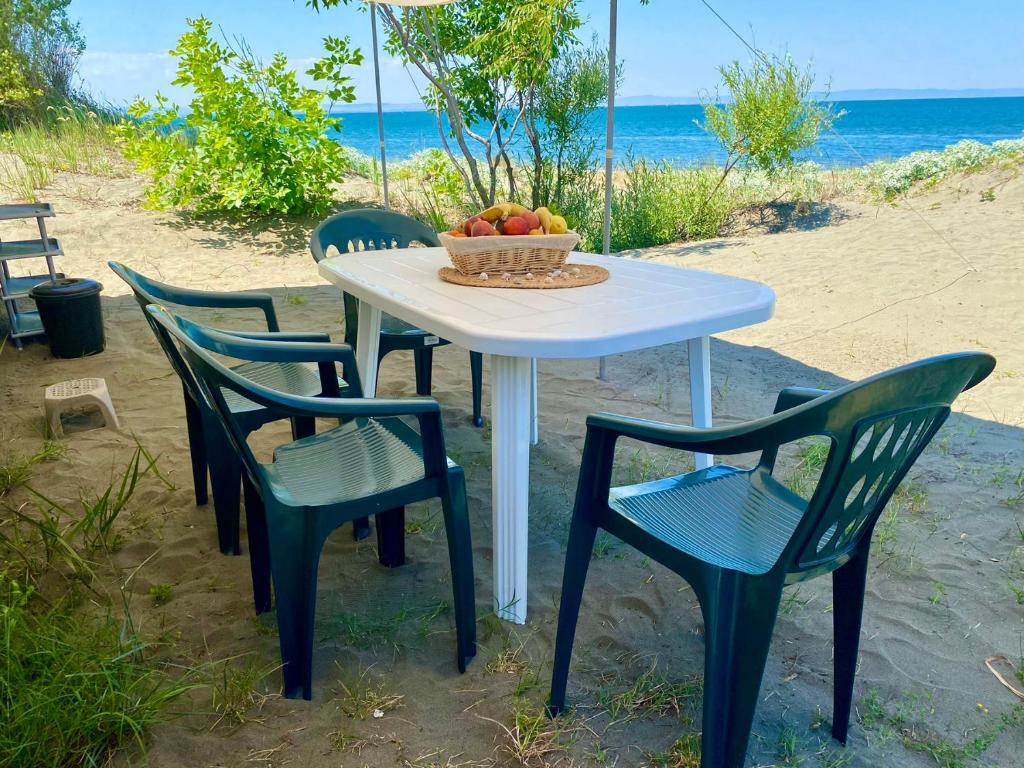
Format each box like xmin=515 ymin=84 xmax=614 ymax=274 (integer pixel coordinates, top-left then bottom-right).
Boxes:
xmin=318 ymin=248 xmax=775 ymax=358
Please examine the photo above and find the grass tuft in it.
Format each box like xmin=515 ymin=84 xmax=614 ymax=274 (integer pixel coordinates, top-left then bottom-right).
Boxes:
xmin=596 ymin=661 xmax=702 ymax=722
xmin=0 ymin=573 xmax=192 ymax=767
xmin=205 ymin=654 xmax=279 ymax=728
xmin=336 ymin=668 xmax=403 ymax=720
xmin=0 ymin=438 xmax=65 ymax=496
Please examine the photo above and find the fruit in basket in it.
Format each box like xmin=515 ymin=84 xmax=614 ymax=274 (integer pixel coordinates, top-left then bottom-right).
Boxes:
xmin=470 ymin=219 xmax=496 ymax=237
xmin=480 ymin=203 xmax=511 ymax=222
xmin=464 ymin=215 xmax=482 ymax=236
xmin=456 ymin=202 xmax=572 ymax=237
xmin=548 ymin=214 xmax=568 ymax=234
xmin=535 ymin=206 xmax=553 ymax=232
xmin=503 ymin=216 xmax=530 ymax=236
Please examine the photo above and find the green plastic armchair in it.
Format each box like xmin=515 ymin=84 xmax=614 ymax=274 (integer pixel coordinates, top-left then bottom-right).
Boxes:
xmin=148 ymin=305 xmax=477 ymax=700
xmin=547 ymin=352 xmax=995 ymax=768
xmin=109 ymin=261 xmax=370 ymax=553
xmin=310 ymin=209 xmax=484 ymax=427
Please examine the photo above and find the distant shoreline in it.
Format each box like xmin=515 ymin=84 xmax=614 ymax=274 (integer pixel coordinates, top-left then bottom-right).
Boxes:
xmin=336 ymin=90 xmax=1024 ymax=114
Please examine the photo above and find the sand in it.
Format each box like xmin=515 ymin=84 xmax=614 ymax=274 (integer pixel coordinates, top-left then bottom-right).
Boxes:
xmin=1 ymin=164 xmax=1022 ymax=767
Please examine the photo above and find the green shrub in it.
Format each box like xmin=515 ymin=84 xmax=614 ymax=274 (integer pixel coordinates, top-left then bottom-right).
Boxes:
xmin=554 ymin=160 xmax=734 ymax=253
xmin=0 ymin=574 xmax=190 ymax=768
xmin=118 ymin=17 xmax=362 ymax=215
xmin=609 ymin=158 xmax=681 ymax=251
xmin=675 ymin=165 xmax=735 ymax=240
xmin=703 ymin=55 xmax=835 ymax=178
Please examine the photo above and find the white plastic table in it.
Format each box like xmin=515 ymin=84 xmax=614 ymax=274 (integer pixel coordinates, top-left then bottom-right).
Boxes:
xmin=319 ymin=248 xmax=775 ymax=623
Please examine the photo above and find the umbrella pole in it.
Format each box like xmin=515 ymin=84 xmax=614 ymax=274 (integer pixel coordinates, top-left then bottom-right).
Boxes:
xmin=598 ymin=0 xmax=617 ymax=381
xmin=371 ymin=3 xmax=390 ymax=209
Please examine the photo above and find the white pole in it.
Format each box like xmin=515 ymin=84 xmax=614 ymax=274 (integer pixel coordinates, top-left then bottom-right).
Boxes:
xmin=371 ymin=3 xmax=390 ymax=209
xmin=598 ymin=0 xmax=618 ymax=381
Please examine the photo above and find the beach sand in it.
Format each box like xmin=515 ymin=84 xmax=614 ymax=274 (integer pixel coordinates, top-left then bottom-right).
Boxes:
xmin=1 ymin=165 xmax=1022 ymax=767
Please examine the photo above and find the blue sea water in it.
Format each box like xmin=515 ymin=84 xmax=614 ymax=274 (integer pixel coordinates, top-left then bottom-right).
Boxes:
xmin=329 ymin=96 xmax=1024 ymax=167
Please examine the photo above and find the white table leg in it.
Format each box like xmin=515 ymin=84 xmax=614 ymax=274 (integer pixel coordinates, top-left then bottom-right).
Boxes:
xmin=687 ymin=336 xmax=713 ymax=470
xmin=530 ymin=358 xmax=539 ymax=446
xmin=491 ymin=355 xmax=532 ymax=624
xmin=355 ymin=302 xmax=382 ymax=397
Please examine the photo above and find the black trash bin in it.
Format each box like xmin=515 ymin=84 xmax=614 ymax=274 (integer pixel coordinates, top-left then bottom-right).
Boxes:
xmin=29 ymin=278 xmax=105 ymax=358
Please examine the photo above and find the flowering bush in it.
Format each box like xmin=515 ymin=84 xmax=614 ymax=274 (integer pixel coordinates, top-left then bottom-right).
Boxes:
xmin=863 ymin=138 xmax=1024 ymax=199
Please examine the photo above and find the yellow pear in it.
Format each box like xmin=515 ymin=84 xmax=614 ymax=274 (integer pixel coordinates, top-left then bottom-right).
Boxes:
xmin=548 ymin=214 xmax=568 ymax=235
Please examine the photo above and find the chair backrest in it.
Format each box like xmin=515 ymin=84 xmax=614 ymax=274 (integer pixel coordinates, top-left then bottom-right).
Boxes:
xmin=763 ymin=352 xmax=994 ymax=580
xmin=309 ymin=209 xmax=440 ymax=263
xmin=108 ymin=261 xmax=203 ymax=402
xmin=146 ymin=306 xmax=285 ymax=487
xmin=309 ymin=210 xmax=441 ymax=346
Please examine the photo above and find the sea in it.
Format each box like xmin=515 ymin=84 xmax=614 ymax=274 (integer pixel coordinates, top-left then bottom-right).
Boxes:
xmin=328 ymin=96 xmax=1024 ymax=167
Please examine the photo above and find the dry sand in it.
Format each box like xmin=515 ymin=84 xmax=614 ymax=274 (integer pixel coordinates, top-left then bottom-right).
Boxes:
xmin=1 ymin=165 xmax=1022 ymax=767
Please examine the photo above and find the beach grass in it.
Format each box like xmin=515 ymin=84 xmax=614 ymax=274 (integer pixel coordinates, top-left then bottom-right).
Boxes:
xmin=0 ymin=105 xmax=122 ymax=201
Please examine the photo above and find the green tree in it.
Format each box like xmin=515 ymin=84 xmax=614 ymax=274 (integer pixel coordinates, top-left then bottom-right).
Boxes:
xmin=310 ymin=0 xmax=582 ymax=208
xmin=693 ymin=53 xmax=836 ymax=227
xmin=118 ymin=17 xmax=362 ymax=216
xmin=0 ymin=0 xmax=86 ymax=125
xmin=702 ymin=54 xmax=836 ymax=185
xmin=525 ymin=37 xmax=616 ymax=210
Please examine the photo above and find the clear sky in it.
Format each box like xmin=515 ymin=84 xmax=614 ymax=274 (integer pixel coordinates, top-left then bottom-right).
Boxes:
xmin=74 ymin=0 xmax=1024 ymax=107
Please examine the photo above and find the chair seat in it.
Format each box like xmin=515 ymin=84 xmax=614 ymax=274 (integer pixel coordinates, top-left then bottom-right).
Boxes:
xmin=607 ymin=465 xmax=806 ymax=575
xmin=223 ymin=361 xmax=344 ymax=414
xmin=265 ymin=417 xmax=427 ymax=507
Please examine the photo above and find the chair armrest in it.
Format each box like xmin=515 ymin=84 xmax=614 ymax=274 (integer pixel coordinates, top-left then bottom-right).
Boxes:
xmin=221 ymin=330 xmax=333 ymax=344
xmin=159 ymin=286 xmax=280 ymax=331
xmin=582 ymin=393 xmax=830 ymax=499
xmin=759 ymin=387 xmax=830 ymax=472
xmin=211 ymin=332 xmax=363 ymax=398
xmin=586 ymin=412 xmax=782 ymax=456
xmin=773 ymin=387 xmax=829 ymax=414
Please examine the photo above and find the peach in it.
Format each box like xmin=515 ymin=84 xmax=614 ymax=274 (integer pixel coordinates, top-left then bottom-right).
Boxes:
xmin=520 ymin=210 xmax=540 ymax=230
xmin=470 ymin=219 xmax=496 ymax=237
xmin=502 ymin=216 xmax=530 ymax=236
xmin=464 ymin=215 xmax=482 ymax=236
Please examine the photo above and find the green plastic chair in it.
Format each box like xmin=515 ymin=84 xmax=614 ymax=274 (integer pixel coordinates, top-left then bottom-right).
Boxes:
xmin=547 ymin=352 xmax=995 ymax=767
xmin=147 ymin=305 xmax=477 ymax=700
xmin=310 ymin=209 xmax=484 ymax=427
xmin=109 ymin=262 xmax=370 ymax=553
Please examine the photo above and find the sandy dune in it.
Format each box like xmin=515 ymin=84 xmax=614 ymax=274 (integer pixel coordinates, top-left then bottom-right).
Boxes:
xmin=1 ymin=165 xmax=1022 ymax=767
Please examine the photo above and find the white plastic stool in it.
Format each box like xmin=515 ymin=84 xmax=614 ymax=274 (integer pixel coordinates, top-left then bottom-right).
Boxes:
xmin=44 ymin=378 xmax=120 ymax=437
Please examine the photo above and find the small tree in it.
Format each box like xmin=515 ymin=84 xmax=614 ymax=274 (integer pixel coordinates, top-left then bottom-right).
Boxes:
xmin=524 ymin=37 xmax=615 ymax=210
xmin=0 ymin=0 xmax=86 ymax=126
xmin=119 ymin=17 xmax=361 ymax=216
xmin=310 ymin=0 xmax=581 ymax=209
xmin=701 ymin=54 xmax=836 ymax=199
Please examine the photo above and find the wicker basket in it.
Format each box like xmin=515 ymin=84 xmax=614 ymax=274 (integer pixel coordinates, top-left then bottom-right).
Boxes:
xmin=439 ymin=231 xmax=581 ymax=276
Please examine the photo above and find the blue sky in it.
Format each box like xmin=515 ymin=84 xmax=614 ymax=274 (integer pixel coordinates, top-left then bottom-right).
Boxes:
xmin=75 ymin=0 xmax=1024 ymax=107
